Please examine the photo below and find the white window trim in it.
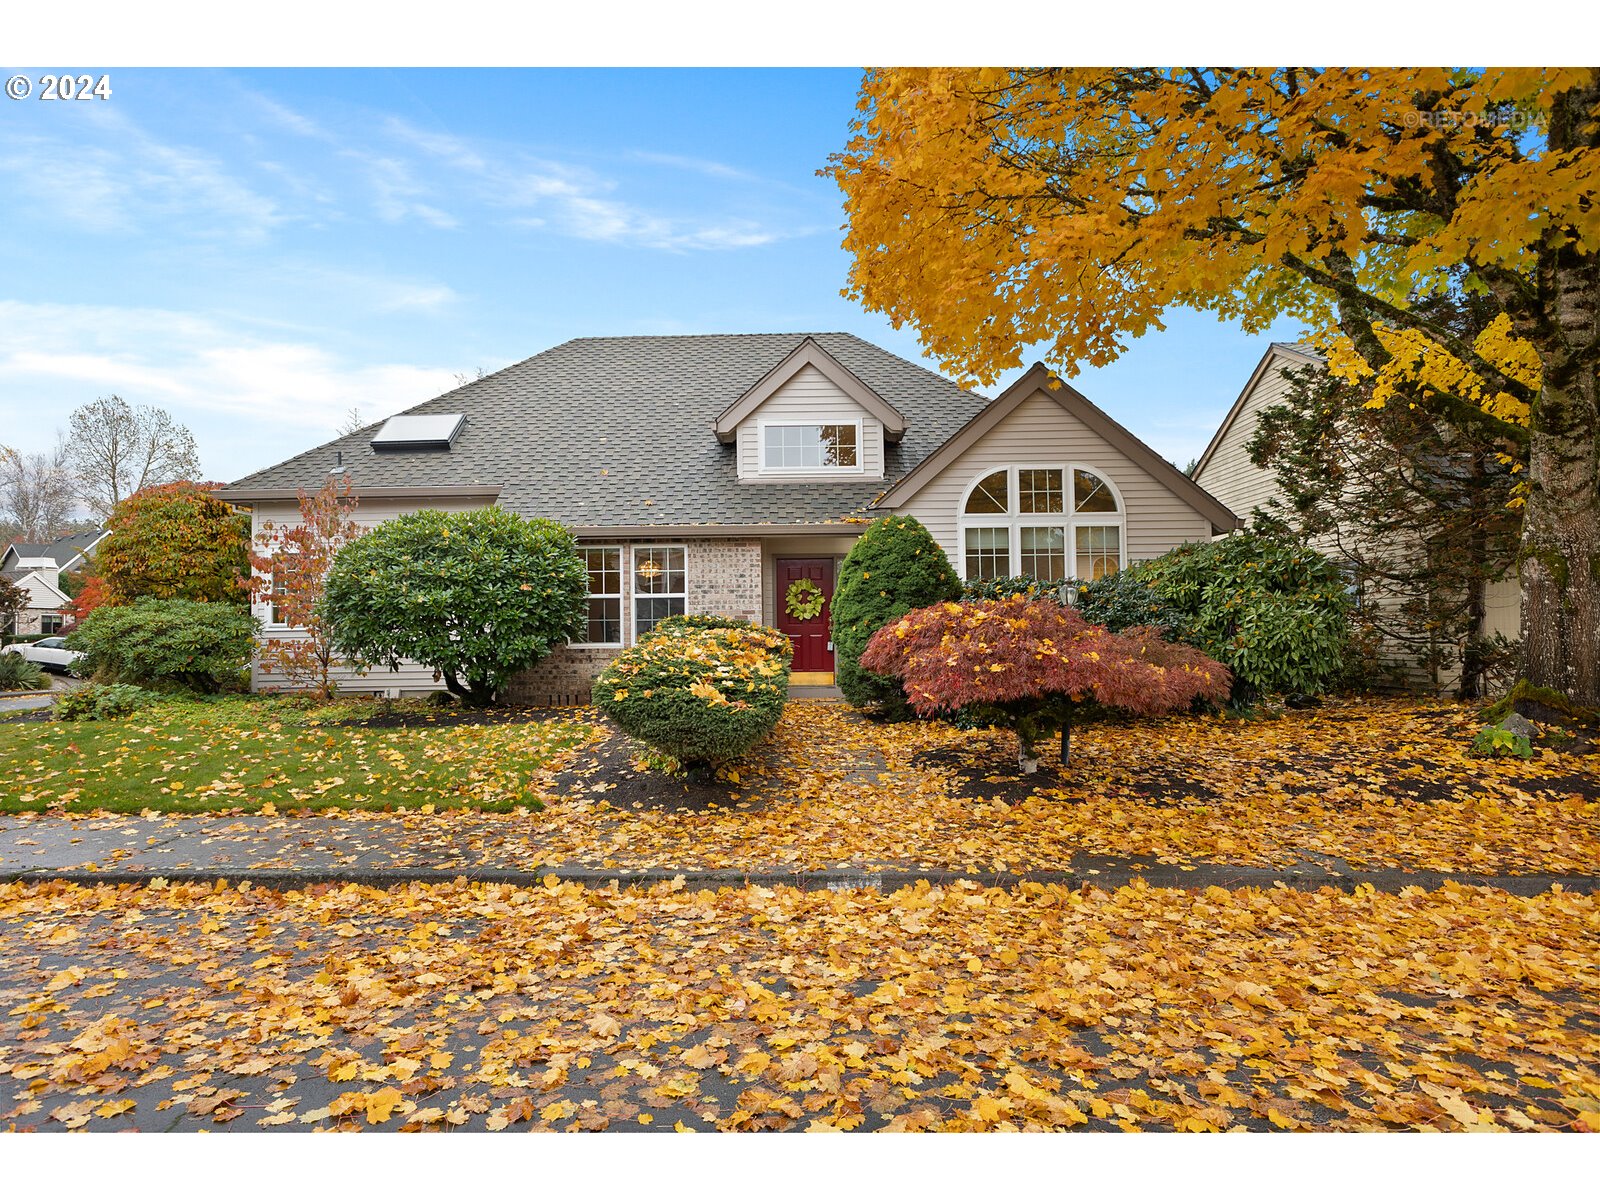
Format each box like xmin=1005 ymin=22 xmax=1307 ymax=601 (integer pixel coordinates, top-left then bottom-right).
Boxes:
xmin=756 ymin=418 xmax=866 ymax=476
xmin=262 ymin=549 xmax=299 ymax=631
xmin=956 ymin=464 xmax=1127 ymax=581
xmin=571 ymin=544 xmax=626 ymax=648
xmin=630 ymin=544 xmax=688 ymax=642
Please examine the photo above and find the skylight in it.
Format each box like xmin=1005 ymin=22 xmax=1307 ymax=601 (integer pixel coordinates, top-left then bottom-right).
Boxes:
xmin=370 ymin=414 xmax=465 ymax=452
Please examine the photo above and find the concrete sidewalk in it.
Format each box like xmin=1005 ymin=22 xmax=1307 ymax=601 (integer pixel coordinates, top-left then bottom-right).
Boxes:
xmin=2 ymin=812 xmax=1595 ymax=895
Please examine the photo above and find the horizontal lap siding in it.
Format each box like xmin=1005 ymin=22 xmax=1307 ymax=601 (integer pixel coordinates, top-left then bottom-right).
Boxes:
xmin=735 ymin=365 xmax=884 ymax=480
xmin=894 ymin=389 xmax=1213 ymax=570
xmin=1193 ymin=360 xmax=1290 ymax=524
xmin=248 ymin=496 xmax=492 ymax=695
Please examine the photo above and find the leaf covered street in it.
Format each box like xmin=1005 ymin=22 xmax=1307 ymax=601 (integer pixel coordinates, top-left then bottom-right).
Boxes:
xmin=3 ymin=877 xmax=1598 ymax=1132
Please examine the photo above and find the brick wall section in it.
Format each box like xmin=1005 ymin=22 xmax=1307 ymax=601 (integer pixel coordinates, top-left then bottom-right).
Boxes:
xmin=504 ymin=645 xmax=621 ymax=706
xmin=686 ymin=539 xmax=762 ymax=622
xmin=505 ymin=537 xmax=763 ymax=705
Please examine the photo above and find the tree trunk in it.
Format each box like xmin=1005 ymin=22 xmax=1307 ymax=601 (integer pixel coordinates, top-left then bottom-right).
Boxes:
xmin=1059 ymin=720 xmax=1072 ymax=767
xmin=1520 ymin=83 xmax=1600 ymax=710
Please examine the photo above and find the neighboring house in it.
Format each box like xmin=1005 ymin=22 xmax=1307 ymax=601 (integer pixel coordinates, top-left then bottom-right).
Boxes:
xmin=1193 ymin=342 xmax=1521 ymax=691
xmin=221 ymin=334 xmax=1239 ymax=702
xmin=0 ymin=529 xmax=105 ymax=637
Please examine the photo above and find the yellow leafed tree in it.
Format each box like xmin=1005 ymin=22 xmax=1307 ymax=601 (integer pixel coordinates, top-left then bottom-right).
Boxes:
xmin=827 ymin=68 xmax=1600 ymax=707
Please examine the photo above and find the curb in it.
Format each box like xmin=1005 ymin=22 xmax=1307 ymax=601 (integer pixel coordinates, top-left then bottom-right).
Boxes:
xmin=5 ymin=864 xmax=1597 ymax=896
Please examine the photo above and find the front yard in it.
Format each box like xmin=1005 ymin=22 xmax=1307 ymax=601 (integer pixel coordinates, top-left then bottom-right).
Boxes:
xmin=0 ymin=696 xmax=590 ymax=814
xmin=2 ymin=693 xmax=1597 ymax=1132
xmin=2 ymin=696 xmax=1596 ymax=876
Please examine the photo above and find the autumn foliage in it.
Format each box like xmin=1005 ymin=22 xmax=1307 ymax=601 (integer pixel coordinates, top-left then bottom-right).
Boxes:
xmin=828 ymin=68 xmax=1600 ymax=707
xmin=594 ymin=623 xmax=792 ymax=772
xmin=99 ymin=481 xmax=249 ymax=606
xmin=62 ymin=575 xmax=109 ymax=624
xmin=862 ymin=597 xmax=1231 ymax=771
xmin=247 ymin=478 xmax=364 ymax=699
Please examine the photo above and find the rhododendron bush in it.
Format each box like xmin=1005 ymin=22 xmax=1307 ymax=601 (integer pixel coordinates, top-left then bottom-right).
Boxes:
xmin=861 ymin=597 xmax=1231 ymax=772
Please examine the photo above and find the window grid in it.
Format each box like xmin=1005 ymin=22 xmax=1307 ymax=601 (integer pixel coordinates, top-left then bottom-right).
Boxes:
xmin=577 ymin=546 xmax=624 ymax=646
xmin=1018 ymin=468 xmax=1064 ymax=514
xmin=963 ymin=527 xmax=1010 ymax=581
xmin=1074 ymin=525 xmax=1121 ymax=580
xmin=761 ymin=423 xmax=860 ymax=471
xmin=1019 ymin=526 xmax=1067 ymax=580
xmin=957 ymin=465 xmax=1124 ymax=582
xmin=632 ymin=546 xmax=687 ymax=639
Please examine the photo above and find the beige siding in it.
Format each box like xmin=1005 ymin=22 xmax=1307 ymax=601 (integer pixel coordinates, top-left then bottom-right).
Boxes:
xmin=734 ymin=364 xmax=885 ymax=480
xmin=891 ymin=388 xmax=1213 ymax=573
xmin=1193 ymin=353 xmax=1293 ymax=521
xmin=1483 ymin=575 xmax=1522 ymax=641
xmin=248 ymin=495 xmax=492 ymax=695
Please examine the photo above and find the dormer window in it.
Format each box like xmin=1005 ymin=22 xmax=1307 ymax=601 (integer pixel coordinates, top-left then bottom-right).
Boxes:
xmin=760 ymin=421 xmax=861 ymax=473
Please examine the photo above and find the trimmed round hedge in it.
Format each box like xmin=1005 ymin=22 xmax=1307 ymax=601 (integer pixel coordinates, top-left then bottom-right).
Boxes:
xmin=831 ymin=515 xmax=960 ymax=719
xmin=592 ymin=622 xmax=791 ymax=769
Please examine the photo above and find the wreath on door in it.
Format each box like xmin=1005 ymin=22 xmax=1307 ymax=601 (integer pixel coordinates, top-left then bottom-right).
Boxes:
xmin=784 ymin=577 xmax=826 ymax=621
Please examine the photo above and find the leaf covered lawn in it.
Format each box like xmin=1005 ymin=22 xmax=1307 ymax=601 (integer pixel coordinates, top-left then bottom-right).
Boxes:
xmin=524 ymin=698 xmax=1600 ymax=877
xmin=2 ymin=877 xmax=1597 ymax=1132
xmin=0 ymin=698 xmax=593 ymax=814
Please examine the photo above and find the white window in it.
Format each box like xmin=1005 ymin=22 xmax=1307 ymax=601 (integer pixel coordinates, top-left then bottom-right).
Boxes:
xmin=574 ymin=547 xmax=624 ymax=646
xmin=632 ymin=546 xmax=686 ymax=639
xmin=266 ymin=553 xmax=297 ymax=628
xmin=40 ymin=613 xmax=65 ymax=636
xmin=760 ymin=421 xmax=861 ymax=472
xmin=958 ymin=465 xmax=1125 ymax=582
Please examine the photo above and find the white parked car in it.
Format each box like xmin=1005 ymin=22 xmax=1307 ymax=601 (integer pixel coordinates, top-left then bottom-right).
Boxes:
xmin=2 ymin=637 xmax=83 ymax=674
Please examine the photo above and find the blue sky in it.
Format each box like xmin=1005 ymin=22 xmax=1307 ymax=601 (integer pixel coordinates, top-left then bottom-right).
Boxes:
xmin=0 ymin=68 xmax=1307 ymax=483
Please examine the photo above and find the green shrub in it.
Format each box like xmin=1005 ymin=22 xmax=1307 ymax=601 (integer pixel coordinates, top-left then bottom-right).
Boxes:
xmin=1469 ymin=724 xmax=1534 ymax=759
xmin=959 ymin=575 xmax=1071 ymax=603
xmin=640 ymin=613 xmax=770 ymax=644
xmin=65 ymin=599 xmax=259 ymax=693
xmin=1075 ymin=532 xmax=1350 ymax=700
xmin=54 ymin=683 xmax=160 ymax=721
xmin=0 ymin=652 xmax=47 ymax=692
xmin=324 ymin=508 xmax=587 ymax=707
xmin=831 ymin=516 xmax=961 ymax=718
xmin=592 ymin=623 xmax=791 ymax=769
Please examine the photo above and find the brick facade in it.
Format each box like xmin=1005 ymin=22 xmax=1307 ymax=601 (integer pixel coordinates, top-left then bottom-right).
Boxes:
xmin=506 ymin=537 xmax=763 ymax=705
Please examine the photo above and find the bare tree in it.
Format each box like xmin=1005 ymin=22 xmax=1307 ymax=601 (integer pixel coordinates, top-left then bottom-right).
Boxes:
xmin=65 ymin=396 xmax=202 ymax=520
xmin=337 ymin=406 xmax=366 ymax=436
xmin=0 ymin=440 xmax=79 ymax=542
xmin=452 ymin=367 xmax=486 ymax=388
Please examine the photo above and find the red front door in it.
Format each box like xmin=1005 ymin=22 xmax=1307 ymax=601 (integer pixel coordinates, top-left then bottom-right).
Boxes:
xmin=775 ymin=558 xmax=834 ymax=674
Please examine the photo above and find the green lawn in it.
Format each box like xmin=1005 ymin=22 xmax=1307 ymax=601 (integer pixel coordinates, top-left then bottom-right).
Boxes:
xmin=0 ymin=696 xmax=593 ymax=814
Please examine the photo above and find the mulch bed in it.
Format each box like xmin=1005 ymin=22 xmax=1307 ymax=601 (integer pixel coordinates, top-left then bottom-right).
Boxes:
xmin=548 ymin=722 xmax=768 ymax=814
xmin=917 ymin=730 xmax=1226 ymax=807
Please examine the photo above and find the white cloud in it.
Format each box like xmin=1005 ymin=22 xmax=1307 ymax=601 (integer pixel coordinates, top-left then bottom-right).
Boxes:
xmin=0 ymin=107 xmax=284 ymax=242
xmin=0 ymin=300 xmax=459 ymax=480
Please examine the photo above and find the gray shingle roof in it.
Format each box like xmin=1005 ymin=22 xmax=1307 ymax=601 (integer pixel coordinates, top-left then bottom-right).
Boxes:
xmin=224 ymin=333 xmax=991 ymax=528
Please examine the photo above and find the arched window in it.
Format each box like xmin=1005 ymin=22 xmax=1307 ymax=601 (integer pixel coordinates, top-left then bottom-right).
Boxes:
xmin=958 ymin=465 xmax=1125 ymax=582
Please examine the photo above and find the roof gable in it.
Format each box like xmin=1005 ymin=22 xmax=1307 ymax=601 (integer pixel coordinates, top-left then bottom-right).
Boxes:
xmin=713 ymin=337 xmax=906 ymax=443
xmin=876 ymin=363 xmax=1240 ymax=533
xmin=1192 ymin=342 xmax=1324 ymax=481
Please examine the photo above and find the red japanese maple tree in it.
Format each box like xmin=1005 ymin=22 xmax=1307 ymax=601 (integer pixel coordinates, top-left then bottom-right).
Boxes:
xmin=62 ymin=574 xmax=109 ymax=624
xmin=246 ymin=477 xmax=363 ymax=699
xmin=861 ymin=596 xmax=1232 ymax=772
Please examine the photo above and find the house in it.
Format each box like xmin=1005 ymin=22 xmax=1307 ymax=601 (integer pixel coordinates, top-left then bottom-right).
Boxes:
xmin=220 ymin=333 xmax=1239 ymax=702
xmin=1193 ymin=342 xmax=1521 ymax=691
xmin=0 ymin=529 xmax=105 ymax=637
